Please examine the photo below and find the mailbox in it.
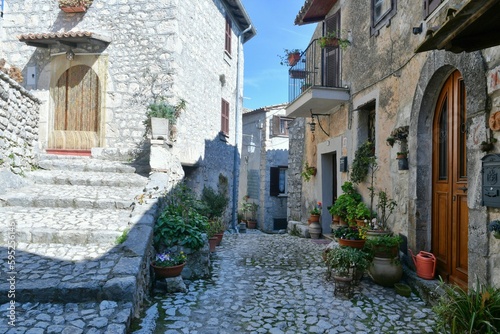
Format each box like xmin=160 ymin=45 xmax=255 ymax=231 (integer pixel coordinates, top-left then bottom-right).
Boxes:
xmin=482 ymin=154 xmax=500 ymax=208
xmin=339 ymin=156 xmax=348 ymax=173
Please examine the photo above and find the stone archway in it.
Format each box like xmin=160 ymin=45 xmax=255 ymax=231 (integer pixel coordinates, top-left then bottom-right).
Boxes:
xmin=408 ymin=50 xmax=488 ymax=269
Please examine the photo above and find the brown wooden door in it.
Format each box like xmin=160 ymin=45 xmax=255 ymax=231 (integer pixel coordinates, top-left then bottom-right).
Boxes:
xmin=49 ymin=65 xmax=100 ymax=150
xmin=432 ymin=70 xmax=468 ymax=289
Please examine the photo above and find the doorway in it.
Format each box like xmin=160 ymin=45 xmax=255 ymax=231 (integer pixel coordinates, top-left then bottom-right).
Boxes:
xmin=431 ymin=70 xmax=468 ymax=289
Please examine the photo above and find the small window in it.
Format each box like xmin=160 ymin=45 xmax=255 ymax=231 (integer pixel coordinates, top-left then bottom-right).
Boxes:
xmin=225 ymin=15 xmax=232 ymax=55
xmin=221 ymin=99 xmax=229 ymax=135
xmin=423 ymin=0 xmax=442 ymax=19
xmin=272 ymin=116 xmax=293 ymax=137
xmin=270 ymin=166 xmax=288 ymax=196
xmin=371 ymin=0 xmax=397 ymax=36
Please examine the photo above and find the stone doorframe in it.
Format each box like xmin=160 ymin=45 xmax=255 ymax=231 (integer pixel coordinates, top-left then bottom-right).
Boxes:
xmin=408 ymin=50 xmax=489 ymax=285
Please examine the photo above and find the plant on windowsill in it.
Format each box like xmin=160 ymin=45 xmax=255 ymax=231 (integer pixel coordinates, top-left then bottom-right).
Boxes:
xmin=396 ymin=151 xmax=408 ymax=159
xmin=58 ymin=0 xmax=93 ymax=12
xmin=278 ymin=49 xmax=302 ymax=66
xmin=301 ymin=162 xmax=317 ymax=182
xmin=318 ymin=31 xmax=351 ymax=50
xmin=488 ymin=220 xmax=500 ymax=239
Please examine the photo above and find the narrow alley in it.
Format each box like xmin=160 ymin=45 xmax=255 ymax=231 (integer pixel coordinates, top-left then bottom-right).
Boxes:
xmin=133 ymin=231 xmax=437 ymax=334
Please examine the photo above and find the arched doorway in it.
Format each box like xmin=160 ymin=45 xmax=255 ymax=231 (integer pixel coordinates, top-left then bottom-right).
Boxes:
xmin=48 ymin=64 xmax=100 ymax=151
xmin=432 ymin=70 xmax=468 ymax=289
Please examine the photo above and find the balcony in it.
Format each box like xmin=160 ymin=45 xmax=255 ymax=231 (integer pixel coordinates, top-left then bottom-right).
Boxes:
xmin=286 ymin=38 xmax=349 ymax=118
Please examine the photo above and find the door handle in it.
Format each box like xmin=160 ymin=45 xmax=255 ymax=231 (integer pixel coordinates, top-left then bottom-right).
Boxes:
xmin=458 ymin=186 xmax=468 ymax=192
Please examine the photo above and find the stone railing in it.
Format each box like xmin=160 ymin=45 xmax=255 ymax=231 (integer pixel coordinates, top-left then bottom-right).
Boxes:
xmin=0 ymin=72 xmax=40 ymax=174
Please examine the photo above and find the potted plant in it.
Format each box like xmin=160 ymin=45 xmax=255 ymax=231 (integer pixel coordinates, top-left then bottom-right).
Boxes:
xmin=480 ymin=137 xmax=497 ymax=152
xmin=351 ymin=141 xmax=376 ymax=184
xmin=329 ymin=181 xmax=362 ymax=225
xmin=208 ymin=217 xmax=226 ymax=246
xmin=365 ymin=234 xmax=402 ymax=258
xmin=144 ymin=98 xmax=186 ymax=139
xmin=396 ymin=151 xmax=408 ymax=159
xmin=278 ymin=49 xmax=302 ymax=66
xmin=308 ymin=201 xmax=322 ymax=239
xmin=58 ymin=0 xmax=93 ymax=12
xmin=309 ymin=201 xmax=322 ymax=221
xmin=347 ymin=201 xmax=373 ymax=227
xmin=334 ymin=226 xmax=366 ymax=249
xmin=247 ymin=202 xmax=259 ymax=229
xmin=488 ymin=220 xmax=500 ymax=239
xmin=151 ymin=250 xmax=187 ymax=278
xmin=301 ymin=162 xmax=317 ymax=182
xmin=318 ymin=31 xmax=351 ymax=50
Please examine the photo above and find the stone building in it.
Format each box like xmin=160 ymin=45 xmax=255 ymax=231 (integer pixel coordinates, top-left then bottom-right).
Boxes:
xmin=239 ymin=104 xmax=292 ymax=232
xmin=286 ymin=0 xmax=500 ymax=288
xmin=0 ymin=0 xmax=255 ymax=218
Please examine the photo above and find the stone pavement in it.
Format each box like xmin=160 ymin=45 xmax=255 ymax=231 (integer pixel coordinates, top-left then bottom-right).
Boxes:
xmin=0 ymin=155 xmax=155 ymax=333
xmin=134 ymin=231 xmax=438 ymax=334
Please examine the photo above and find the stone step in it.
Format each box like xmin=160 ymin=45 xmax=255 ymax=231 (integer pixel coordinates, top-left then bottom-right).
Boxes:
xmin=0 ymin=242 xmax=136 ymax=303
xmin=37 ymin=157 xmax=137 ymax=173
xmin=0 ymin=207 xmax=131 ymax=245
xmin=27 ymin=169 xmax=148 ymax=187
xmin=0 ymin=184 xmax=142 ymax=209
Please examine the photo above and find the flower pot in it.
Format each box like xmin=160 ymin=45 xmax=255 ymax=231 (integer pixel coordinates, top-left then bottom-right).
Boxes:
xmin=214 ymin=233 xmax=224 ymax=246
xmin=333 ymin=275 xmax=354 ymax=297
xmin=247 ymin=219 xmax=257 ymax=229
xmin=208 ymin=237 xmax=218 ymax=252
xmin=321 ymin=37 xmax=340 ymax=48
xmin=338 ymin=238 xmax=366 ymax=249
xmin=287 ymin=52 xmax=300 ymax=66
xmin=332 ymin=215 xmax=340 ymax=225
xmin=60 ymin=5 xmax=87 ymax=12
xmin=355 ymin=219 xmax=367 ymax=227
xmin=151 ymin=262 xmax=185 ymax=278
xmin=365 ymin=229 xmax=391 ymax=240
xmin=368 ymin=257 xmax=402 ymax=287
xmin=309 ymin=214 xmax=320 ymax=223
xmin=308 ymin=221 xmax=322 ymax=239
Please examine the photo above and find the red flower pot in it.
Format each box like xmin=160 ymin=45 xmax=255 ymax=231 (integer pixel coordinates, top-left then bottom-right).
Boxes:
xmin=338 ymin=238 xmax=366 ymax=249
xmin=214 ymin=233 xmax=224 ymax=246
xmin=151 ymin=262 xmax=185 ymax=278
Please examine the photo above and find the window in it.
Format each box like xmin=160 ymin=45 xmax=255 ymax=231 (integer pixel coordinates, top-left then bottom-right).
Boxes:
xmin=270 ymin=166 xmax=288 ymax=196
xmin=371 ymin=0 xmax=397 ymax=36
xmin=225 ymin=15 xmax=232 ymax=55
xmin=272 ymin=116 xmax=293 ymax=137
xmin=221 ymin=99 xmax=229 ymax=135
xmin=423 ymin=0 xmax=442 ymax=19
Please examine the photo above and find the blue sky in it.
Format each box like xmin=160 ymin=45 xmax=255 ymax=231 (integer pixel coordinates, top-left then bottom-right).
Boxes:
xmin=240 ymin=0 xmax=316 ymax=111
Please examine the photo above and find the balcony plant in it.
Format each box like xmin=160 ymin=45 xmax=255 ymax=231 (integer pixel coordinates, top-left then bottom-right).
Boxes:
xmin=278 ymin=49 xmax=302 ymax=66
xmin=58 ymin=0 xmax=93 ymax=12
xmin=318 ymin=31 xmax=351 ymax=50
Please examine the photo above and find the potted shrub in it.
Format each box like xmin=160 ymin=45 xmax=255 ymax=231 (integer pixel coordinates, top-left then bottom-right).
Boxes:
xmin=328 ymin=181 xmax=362 ymax=225
xmin=318 ymin=31 xmax=351 ymax=50
xmin=334 ymin=226 xmax=366 ymax=249
xmin=58 ymin=0 xmax=93 ymax=13
xmin=488 ymin=220 xmax=500 ymax=239
xmin=301 ymin=162 xmax=317 ymax=182
xmin=151 ymin=250 xmax=187 ymax=278
xmin=347 ymin=202 xmax=373 ymax=227
xmin=278 ymin=49 xmax=302 ymax=66
xmin=365 ymin=234 xmax=402 ymax=258
xmin=247 ymin=202 xmax=259 ymax=229
xmin=144 ymin=98 xmax=186 ymax=140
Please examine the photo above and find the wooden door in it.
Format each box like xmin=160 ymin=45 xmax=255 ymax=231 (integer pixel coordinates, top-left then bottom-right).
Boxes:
xmin=432 ymin=70 xmax=468 ymax=289
xmin=49 ymin=65 xmax=100 ymax=150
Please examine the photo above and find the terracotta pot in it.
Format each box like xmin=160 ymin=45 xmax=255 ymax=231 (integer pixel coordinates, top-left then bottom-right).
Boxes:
xmin=355 ymin=219 xmax=367 ymax=227
xmin=208 ymin=237 xmax=218 ymax=252
xmin=214 ymin=233 xmax=224 ymax=246
xmin=287 ymin=52 xmax=300 ymax=66
xmin=247 ymin=220 xmax=257 ymax=229
xmin=309 ymin=214 xmax=320 ymax=223
xmin=332 ymin=215 xmax=340 ymax=225
xmin=308 ymin=221 xmax=322 ymax=239
xmin=151 ymin=262 xmax=185 ymax=278
xmin=60 ymin=5 xmax=87 ymax=12
xmin=338 ymin=238 xmax=366 ymax=249
xmin=322 ymin=37 xmax=339 ymax=48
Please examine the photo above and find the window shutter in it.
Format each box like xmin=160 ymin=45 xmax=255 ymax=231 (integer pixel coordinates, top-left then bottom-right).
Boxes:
xmin=272 ymin=116 xmax=280 ymax=137
xmin=424 ymin=0 xmax=442 ymax=18
xmin=225 ymin=15 xmax=232 ymax=54
xmin=221 ymin=99 xmax=229 ymax=135
xmin=270 ymin=167 xmax=280 ymax=197
xmin=324 ymin=12 xmax=341 ymax=87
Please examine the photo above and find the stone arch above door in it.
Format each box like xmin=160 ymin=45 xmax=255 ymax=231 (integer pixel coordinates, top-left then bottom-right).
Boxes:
xmin=408 ymin=50 xmax=488 ymax=254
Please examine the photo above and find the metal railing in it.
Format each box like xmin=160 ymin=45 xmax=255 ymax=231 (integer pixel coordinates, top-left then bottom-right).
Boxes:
xmin=288 ymin=38 xmax=342 ymax=103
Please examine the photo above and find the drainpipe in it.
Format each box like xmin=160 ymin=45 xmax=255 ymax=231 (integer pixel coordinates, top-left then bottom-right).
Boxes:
xmin=231 ymin=24 xmax=252 ymax=231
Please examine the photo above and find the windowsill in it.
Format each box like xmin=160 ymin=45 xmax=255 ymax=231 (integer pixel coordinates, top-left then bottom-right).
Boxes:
xmin=278 ymin=194 xmax=288 ymax=198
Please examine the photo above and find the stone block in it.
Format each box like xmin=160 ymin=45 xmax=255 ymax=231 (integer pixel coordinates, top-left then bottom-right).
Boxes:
xmin=287 ymin=220 xmax=310 ymax=238
xmin=102 ymin=276 xmax=136 ymax=302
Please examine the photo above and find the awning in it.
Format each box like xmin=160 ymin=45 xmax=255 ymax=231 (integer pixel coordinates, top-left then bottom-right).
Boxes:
xmin=295 ymin=0 xmax=338 ymax=26
xmin=415 ymin=0 xmax=500 ymax=53
xmin=18 ymin=31 xmax=111 ymax=48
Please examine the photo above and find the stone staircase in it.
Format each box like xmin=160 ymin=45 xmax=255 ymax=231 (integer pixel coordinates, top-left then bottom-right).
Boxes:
xmin=0 ymin=155 xmax=154 ymax=306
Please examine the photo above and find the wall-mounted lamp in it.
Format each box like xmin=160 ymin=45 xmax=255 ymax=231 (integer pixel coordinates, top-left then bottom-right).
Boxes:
xmin=66 ymin=49 xmax=75 ymax=61
xmin=309 ymin=109 xmax=329 ymax=136
xmin=256 ymin=120 xmax=264 ymax=129
xmin=412 ymin=23 xmax=423 ymax=35
xmin=309 ymin=119 xmax=316 ymax=133
xmin=242 ymin=133 xmax=256 ymax=153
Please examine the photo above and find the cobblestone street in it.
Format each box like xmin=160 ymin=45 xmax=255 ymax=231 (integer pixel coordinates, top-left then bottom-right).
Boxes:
xmin=134 ymin=231 xmax=437 ymax=334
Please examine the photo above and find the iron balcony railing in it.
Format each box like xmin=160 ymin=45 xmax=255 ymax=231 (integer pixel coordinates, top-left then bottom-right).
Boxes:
xmin=288 ymin=38 xmax=343 ymax=103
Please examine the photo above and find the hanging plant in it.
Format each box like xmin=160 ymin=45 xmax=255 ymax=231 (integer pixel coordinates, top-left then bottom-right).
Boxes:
xmin=301 ymin=162 xmax=317 ymax=182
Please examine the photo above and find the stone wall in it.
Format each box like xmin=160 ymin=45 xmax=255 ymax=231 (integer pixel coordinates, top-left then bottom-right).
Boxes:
xmin=287 ymin=118 xmax=305 ymax=222
xmin=0 ymin=71 xmax=40 ymax=174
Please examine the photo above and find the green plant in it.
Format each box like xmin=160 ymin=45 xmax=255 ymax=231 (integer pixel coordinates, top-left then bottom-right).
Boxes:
xmin=329 ymin=181 xmax=362 ymax=221
xmin=351 ymin=202 xmax=373 ymax=221
xmin=323 ymin=246 xmax=370 ymax=278
xmin=365 ymin=234 xmax=402 ymax=257
xmin=318 ymin=31 xmax=351 ymax=50
xmin=115 ymin=229 xmax=129 ymax=245
xmin=350 ymin=141 xmax=376 ymax=184
xmin=278 ymin=48 xmax=302 ymax=66
xmin=290 ymin=224 xmax=301 ymax=237
xmin=248 ymin=202 xmax=259 ymax=220
xmin=153 ymin=250 xmax=187 ymax=268
xmin=376 ymin=191 xmax=397 ymax=230
xmin=310 ymin=201 xmax=322 ymax=215
xmin=143 ymin=98 xmax=186 ymax=130
xmin=301 ymin=162 xmax=317 ymax=182
xmin=433 ymin=278 xmax=500 ymax=333
xmin=200 ymin=186 xmax=228 ymax=219
xmin=386 ymin=136 xmax=396 ymax=147
xmin=208 ymin=217 xmax=226 ymax=237
xmin=333 ymin=226 xmax=364 ymax=241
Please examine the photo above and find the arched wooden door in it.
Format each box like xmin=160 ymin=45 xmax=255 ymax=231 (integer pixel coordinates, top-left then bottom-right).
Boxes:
xmin=432 ymin=70 xmax=468 ymax=289
xmin=49 ymin=65 xmax=100 ymax=151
